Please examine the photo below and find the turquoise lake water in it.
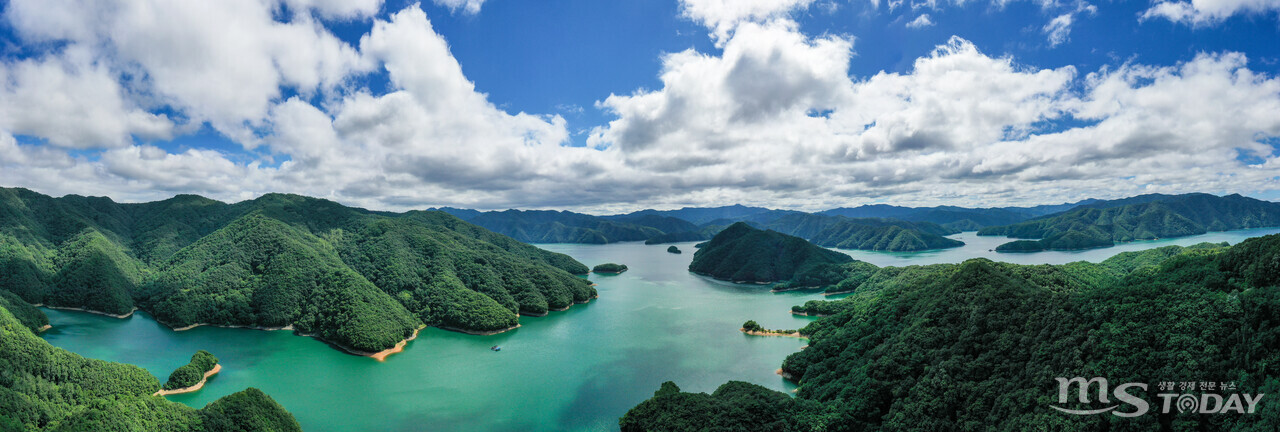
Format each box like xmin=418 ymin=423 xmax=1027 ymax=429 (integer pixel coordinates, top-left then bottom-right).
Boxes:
xmin=39 ymin=227 xmax=1280 ymax=431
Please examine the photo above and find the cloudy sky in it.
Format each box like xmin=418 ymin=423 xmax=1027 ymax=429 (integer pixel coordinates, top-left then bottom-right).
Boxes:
xmin=1 ymin=0 xmax=1278 ymax=213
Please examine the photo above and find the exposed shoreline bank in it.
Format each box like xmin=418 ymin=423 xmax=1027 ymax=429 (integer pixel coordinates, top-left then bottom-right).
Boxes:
xmin=171 ymin=322 xmax=295 ymax=332
xmin=740 ymin=328 xmax=806 ymax=339
xmin=769 ymin=285 xmax=820 ymax=293
xmin=691 ymin=271 xmax=776 ymax=285
xmin=45 ymin=306 xmax=137 ymax=319
xmin=438 ymin=324 xmax=521 ymax=336
xmin=521 ymin=294 xmax=597 ymax=317
xmin=367 ymin=326 xmax=426 ymax=361
xmin=154 ymin=363 xmax=222 ymax=396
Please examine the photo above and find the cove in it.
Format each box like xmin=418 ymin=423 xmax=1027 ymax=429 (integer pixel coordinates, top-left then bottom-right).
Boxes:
xmin=38 ymin=228 xmax=1280 ymax=431
xmin=835 ymin=227 xmax=1280 ymax=267
xmin=41 ymin=241 xmax=810 ymax=432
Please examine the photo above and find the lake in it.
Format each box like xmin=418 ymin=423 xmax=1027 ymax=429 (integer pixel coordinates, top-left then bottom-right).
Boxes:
xmin=39 ymin=227 xmax=1280 ymax=431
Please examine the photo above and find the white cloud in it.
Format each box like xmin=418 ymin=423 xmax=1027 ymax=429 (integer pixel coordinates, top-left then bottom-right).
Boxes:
xmin=4 ymin=0 xmax=370 ymax=146
xmin=1 ymin=2 xmax=1279 ymax=212
xmin=282 ymin=0 xmax=383 ymax=19
xmin=906 ymin=14 xmax=936 ymax=28
xmin=432 ymin=0 xmax=487 ymax=15
xmin=679 ymin=0 xmax=817 ymax=43
xmin=586 ymin=21 xmax=1280 ymax=210
xmin=1043 ymin=13 xmax=1073 ymax=47
xmin=0 ymin=47 xmax=174 ymax=149
xmin=1142 ymin=0 xmax=1280 ymax=25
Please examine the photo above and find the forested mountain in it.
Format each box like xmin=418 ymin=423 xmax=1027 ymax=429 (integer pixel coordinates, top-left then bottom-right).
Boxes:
xmin=444 ymin=209 xmax=667 ymax=243
xmin=979 ymin=193 xmax=1280 ymax=252
xmin=0 ymin=303 xmax=301 ymax=431
xmin=424 ymin=199 xmax=1104 ymax=248
xmin=688 ymin=223 xmax=853 ymax=283
xmin=0 ymin=187 xmax=595 ymax=354
xmin=642 ymin=225 xmax=725 ymax=245
xmin=761 ymin=214 xmax=964 ymax=252
xmin=623 ymin=235 xmax=1280 ymax=430
xmin=819 ymin=199 xmax=1097 ymax=229
xmin=612 ymin=205 xmax=801 ymax=226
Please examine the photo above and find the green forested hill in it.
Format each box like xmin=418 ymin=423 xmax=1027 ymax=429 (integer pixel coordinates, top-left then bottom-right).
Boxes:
xmin=0 ymin=187 xmax=594 ymax=354
xmin=0 ymin=303 xmax=301 ymax=431
xmin=624 ymin=236 xmax=1280 ymax=431
xmin=138 ymin=212 xmax=422 ymax=353
xmin=762 ymin=214 xmax=963 ymax=251
xmin=688 ymin=222 xmax=854 ymax=283
xmin=980 ymin=193 xmax=1280 ymax=251
xmin=458 ymin=210 xmax=665 ymax=244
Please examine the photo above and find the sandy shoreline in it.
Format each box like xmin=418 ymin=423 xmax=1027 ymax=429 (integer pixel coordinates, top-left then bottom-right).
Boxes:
xmin=369 ymin=326 xmax=425 ymax=361
xmin=822 ymin=290 xmax=853 ymax=296
xmin=45 ymin=306 xmax=137 ymax=319
xmin=154 ymin=363 xmax=221 ymax=396
xmin=741 ymin=328 xmax=807 ymax=339
xmin=775 ymin=368 xmax=796 ymax=381
xmin=36 ymin=324 xmax=51 ymax=332
xmin=790 ymin=310 xmax=828 ymax=317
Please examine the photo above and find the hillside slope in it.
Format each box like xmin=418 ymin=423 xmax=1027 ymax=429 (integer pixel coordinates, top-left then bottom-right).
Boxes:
xmin=624 ymin=236 xmax=1280 ymax=430
xmin=980 ymin=193 xmax=1280 ymax=251
xmin=0 ymin=188 xmax=595 ymax=354
xmin=689 ymin=222 xmax=854 ymax=283
xmin=0 ymin=303 xmax=301 ymax=431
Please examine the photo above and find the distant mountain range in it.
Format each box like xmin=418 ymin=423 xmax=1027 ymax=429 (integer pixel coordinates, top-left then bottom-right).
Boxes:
xmin=980 ymin=193 xmax=1280 ymax=252
xmin=437 ymin=199 xmax=1102 ymax=252
xmin=436 ymin=193 xmax=1280 ymax=253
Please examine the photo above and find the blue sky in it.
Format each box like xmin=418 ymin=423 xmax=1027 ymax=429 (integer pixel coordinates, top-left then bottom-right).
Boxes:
xmin=0 ymin=0 xmax=1278 ymax=212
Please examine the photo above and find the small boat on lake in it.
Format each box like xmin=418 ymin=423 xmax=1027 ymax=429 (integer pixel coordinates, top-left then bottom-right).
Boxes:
xmin=491 ymin=345 xmax=501 ymax=351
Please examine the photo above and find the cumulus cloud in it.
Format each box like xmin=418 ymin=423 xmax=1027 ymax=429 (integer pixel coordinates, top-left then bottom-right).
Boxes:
xmin=679 ymin=0 xmax=817 ymax=43
xmin=1 ymin=1 xmax=1278 ymax=212
xmin=1142 ymin=0 xmax=1280 ymax=25
xmin=906 ymin=14 xmax=936 ymax=28
xmin=4 ymin=0 xmax=370 ymax=146
xmin=0 ymin=47 xmax=174 ymax=148
xmin=432 ymin=0 xmax=487 ymax=14
xmin=587 ymin=20 xmax=1280 ymax=210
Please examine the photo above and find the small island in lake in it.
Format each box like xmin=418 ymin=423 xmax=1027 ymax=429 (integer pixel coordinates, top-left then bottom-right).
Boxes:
xmin=158 ymin=350 xmax=221 ymax=395
xmin=667 ymin=246 xmax=681 ymax=254
xmin=688 ymin=222 xmax=853 ymax=283
xmin=592 ymin=263 xmax=629 ymax=274
xmin=740 ymin=320 xmax=804 ymax=338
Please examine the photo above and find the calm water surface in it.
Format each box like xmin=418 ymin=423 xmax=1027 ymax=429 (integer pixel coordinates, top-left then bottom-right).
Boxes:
xmin=39 ymin=228 xmax=1280 ymax=431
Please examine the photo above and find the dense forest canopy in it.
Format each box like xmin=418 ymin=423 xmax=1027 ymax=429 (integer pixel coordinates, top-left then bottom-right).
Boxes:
xmin=0 ymin=302 xmax=301 ymax=431
xmin=689 ymin=222 xmax=854 ymax=283
xmin=980 ymin=193 xmax=1280 ymax=252
xmin=0 ymin=187 xmax=595 ymax=353
xmin=164 ymin=350 xmax=219 ymax=390
xmin=760 ymin=214 xmax=964 ymax=252
xmin=592 ymin=263 xmax=628 ymax=273
xmin=624 ymin=234 xmax=1280 ymax=431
